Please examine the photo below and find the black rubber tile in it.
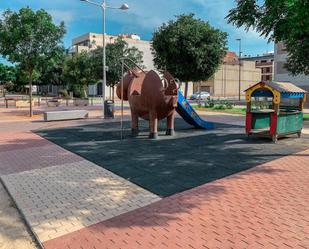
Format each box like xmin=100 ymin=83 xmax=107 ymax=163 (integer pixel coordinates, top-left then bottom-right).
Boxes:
xmin=36 ymin=119 xmax=309 ymax=197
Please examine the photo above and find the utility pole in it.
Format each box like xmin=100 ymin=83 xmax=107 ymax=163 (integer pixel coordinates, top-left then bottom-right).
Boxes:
xmin=236 ymin=38 xmax=242 ymax=101
xmin=80 ymin=0 xmax=129 ymax=118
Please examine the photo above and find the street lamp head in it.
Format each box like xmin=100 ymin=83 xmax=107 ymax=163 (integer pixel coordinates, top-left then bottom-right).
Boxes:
xmin=236 ymin=38 xmax=241 ymax=41
xmin=119 ymin=3 xmax=129 ymax=10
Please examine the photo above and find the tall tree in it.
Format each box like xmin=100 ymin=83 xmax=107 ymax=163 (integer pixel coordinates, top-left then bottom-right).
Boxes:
xmin=63 ymin=51 xmax=98 ymax=98
xmin=92 ymin=39 xmax=144 ymax=88
xmin=226 ymin=0 xmax=309 ymax=75
xmin=0 ymin=7 xmax=65 ymax=116
xmin=152 ymin=14 xmax=228 ymax=98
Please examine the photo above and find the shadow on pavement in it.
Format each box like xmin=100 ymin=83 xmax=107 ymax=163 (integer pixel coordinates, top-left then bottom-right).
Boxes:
xmin=36 ymin=118 xmax=309 ymax=197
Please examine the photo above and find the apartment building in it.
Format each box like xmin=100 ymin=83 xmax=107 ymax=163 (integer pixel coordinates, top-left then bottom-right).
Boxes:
xmin=71 ymin=33 xmax=155 ymax=70
xmin=274 ymin=42 xmax=309 ymax=91
xmin=242 ymin=53 xmax=274 ymax=81
xmin=70 ymin=33 xmax=155 ymax=97
xmin=194 ymin=52 xmax=261 ymax=97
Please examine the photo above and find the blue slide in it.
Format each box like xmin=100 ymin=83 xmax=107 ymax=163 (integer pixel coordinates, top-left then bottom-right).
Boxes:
xmin=176 ymin=90 xmax=214 ymax=129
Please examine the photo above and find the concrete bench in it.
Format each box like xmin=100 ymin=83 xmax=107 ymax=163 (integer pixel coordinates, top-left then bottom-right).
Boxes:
xmin=44 ymin=110 xmax=89 ymax=122
xmin=47 ymin=99 xmax=61 ymax=107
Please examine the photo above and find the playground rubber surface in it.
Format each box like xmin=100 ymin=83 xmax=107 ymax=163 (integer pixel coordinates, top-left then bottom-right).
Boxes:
xmin=36 ymin=118 xmax=309 ymax=197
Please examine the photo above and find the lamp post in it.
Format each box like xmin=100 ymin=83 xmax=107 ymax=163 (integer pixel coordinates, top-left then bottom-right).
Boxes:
xmin=80 ymin=0 xmax=129 ymax=118
xmin=236 ymin=38 xmax=242 ymax=101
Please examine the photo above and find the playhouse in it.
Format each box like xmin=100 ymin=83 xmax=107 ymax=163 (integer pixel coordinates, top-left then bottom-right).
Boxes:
xmin=245 ymin=81 xmax=307 ymax=142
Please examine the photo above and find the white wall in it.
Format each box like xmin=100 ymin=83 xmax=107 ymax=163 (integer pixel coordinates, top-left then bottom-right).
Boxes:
xmin=274 ymin=43 xmax=309 ymax=90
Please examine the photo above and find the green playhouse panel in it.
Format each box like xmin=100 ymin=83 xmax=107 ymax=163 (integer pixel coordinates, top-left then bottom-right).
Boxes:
xmin=251 ymin=113 xmax=271 ymax=130
xmin=277 ymin=112 xmax=303 ymax=135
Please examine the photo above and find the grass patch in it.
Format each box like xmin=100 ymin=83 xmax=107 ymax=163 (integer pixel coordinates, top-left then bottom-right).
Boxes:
xmin=195 ymin=106 xmax=246 ymax=115
xmin=195 ymin=107 xmax=309 ymax=120
xmin=304 ymin=113 xmax=309 ymax=120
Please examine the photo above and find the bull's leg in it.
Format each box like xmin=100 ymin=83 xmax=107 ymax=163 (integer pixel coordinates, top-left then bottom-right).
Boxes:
xmin=149 ymin=111 xmax=158 ymax=139
xmin=166 ymin=111 xmax=175 ymax=136
xmin=131 ymin=110 xmax=139 ymax=137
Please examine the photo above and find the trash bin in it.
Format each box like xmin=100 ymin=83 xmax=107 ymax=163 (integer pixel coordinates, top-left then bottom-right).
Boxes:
xmin=104 ymin=100 xmax=114 ymax=119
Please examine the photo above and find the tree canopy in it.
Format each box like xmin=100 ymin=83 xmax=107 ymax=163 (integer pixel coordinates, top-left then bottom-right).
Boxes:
xmin=63 ymin=51 xmax=98 ymax=98
xmin=152 ymin=14 xmax=228 ymax=83
xmin=15 ymin=65 xmax=40 ymax=90
xmin=37 ymin=48 xmax=66 ymax=86
xmin=0 ymin=63 xmax=16 ymax=94
xmin=226 ymin=0 xmax=309 ymax=75
xmin=91 ymin=39 xmax=144 ymax=87
xmin=0 ymin=63 xmax=16 ymax=85
xmin=0 ymin=7 xmax=65 ymax=116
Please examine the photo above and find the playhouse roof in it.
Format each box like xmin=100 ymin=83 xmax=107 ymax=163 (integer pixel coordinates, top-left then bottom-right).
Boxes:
xmin=267 ymin=81 xmax=307 ymax=94
xmin=245 ymin=81 xmax=307 ymax=94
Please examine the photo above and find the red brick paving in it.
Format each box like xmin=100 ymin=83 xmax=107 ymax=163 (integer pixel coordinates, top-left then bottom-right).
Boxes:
xmin=0 ymin=132 xmax=83 ymax=175
xmin=43 ymin=150 xmax=309 ymax=249
xmin=0 ymin=131 xmax=51 ymax=152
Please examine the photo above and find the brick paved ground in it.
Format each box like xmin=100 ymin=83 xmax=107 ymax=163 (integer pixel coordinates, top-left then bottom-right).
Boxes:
xmin=0 ymin=131 xmax=40 ymax=249
xmin=44 ymin=150 xmax=309 ymax=249
xmin=0 ymin=119 xmax=160 ymax=244
xmin=0 ymin=142 xmax=83 ymax=175
xmin=0 ymin=112 xmax=135 ymax=248
xmin=1 ymin=110 xmax=309 ymax=249
xmin=2 ymin=161 xmax=160 ymax=242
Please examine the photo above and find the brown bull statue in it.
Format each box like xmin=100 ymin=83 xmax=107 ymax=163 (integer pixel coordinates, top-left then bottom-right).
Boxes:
xmin=116 ymin=70 xmax=178 ymax=139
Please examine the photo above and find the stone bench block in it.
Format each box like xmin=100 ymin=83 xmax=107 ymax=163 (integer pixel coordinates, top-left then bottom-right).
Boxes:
xmin=44 ymin=110 xmax=89 ymax=122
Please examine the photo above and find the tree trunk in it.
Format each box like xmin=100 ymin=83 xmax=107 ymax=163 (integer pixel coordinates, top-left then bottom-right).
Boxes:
xmin=184 ymin=82 xmax=188 ymax=99
xmin=83 ymin=85 xmax=88 ymax=98
xmin=198 ymin=81 xmax=201 ymax=107
xmin=29 ymin=69 xmax=33 ymax=117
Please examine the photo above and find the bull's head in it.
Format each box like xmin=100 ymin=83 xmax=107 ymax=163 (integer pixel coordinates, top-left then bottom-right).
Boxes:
xmin=163 ymin=71 xmax=178 ymax=96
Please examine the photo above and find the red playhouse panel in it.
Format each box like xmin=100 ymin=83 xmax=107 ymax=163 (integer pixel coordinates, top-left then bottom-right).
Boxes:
xmin=270 ymin=113 xmax=277 ymax=135
xmin=245 ymin=112 xmax=252 ymax=133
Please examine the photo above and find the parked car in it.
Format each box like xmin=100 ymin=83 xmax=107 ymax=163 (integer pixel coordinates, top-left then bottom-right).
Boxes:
xmin=190 ymin=91 xmax=210 ymax=100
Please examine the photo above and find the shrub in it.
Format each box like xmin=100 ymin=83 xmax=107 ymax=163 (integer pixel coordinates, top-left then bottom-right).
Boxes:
xmin=204 ymin=97 xmax=215 ymax=108
xmin=213 ymin=104 xmax=225 ymax=110
xmin=58 ymin=89 xmax=69 ymax=98
xmin=223 ymin=100 xmax=234 ymax=109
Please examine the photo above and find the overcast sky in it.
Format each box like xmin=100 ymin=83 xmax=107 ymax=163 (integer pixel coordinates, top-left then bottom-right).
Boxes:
xmin=1 ymin=0 xmax=273 ymax=64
